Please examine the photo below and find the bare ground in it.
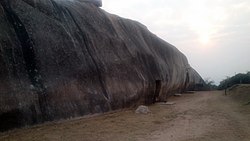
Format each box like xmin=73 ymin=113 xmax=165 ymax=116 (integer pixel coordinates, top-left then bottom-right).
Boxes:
xmin=1 ymin=90 xmax=250 ymax=141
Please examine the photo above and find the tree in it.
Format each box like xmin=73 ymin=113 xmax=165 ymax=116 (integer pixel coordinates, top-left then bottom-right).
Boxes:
xmin=218 ymin=72 xmax=250 ymax=90
xmin=204 ymin=78 xmax=217 ymax=90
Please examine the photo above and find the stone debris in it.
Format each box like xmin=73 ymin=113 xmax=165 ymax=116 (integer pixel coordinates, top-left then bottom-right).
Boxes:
xmin=156 ymin=102 xmax=176 ymax=105
xmin=174 ymin=94 xmax=182 ymax=97
xmin=135 ymin=105 xmax=151 ymax=114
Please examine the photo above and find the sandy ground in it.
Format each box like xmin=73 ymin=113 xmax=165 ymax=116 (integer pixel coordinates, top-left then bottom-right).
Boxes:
xmin=1 ymin=90 xmax=250 ymax=141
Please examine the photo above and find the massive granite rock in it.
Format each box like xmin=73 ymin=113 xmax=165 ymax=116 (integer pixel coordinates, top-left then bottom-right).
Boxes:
xmin=0 ymin=0 xmax=204 ymax=131
xmin=78 ymin=0 xmax=102 ymax=7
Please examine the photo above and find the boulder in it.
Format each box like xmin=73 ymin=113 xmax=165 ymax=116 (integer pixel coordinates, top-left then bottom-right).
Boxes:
xmin=0 ymin=0 xmax=204 ymax=131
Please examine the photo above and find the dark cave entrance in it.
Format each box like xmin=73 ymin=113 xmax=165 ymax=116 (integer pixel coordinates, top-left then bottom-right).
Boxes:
xmin=153 ymin=80 xmax=162 ymax=103
xmin=184 ymin=72 xmax=190 ymax=91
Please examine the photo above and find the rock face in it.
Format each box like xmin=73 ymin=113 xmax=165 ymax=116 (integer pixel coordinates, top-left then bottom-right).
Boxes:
xmin=0 ymin=0 xmax=204 ymax=131
xmin=78 ymin=0 xmax=102 ymax=7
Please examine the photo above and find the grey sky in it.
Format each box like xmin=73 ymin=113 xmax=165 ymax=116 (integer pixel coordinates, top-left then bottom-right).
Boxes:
xmin=102 ymin=0 xmax=250 ymax=84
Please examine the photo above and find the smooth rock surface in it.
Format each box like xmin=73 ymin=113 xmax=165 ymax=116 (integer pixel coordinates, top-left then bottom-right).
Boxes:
xmin=78 ymin=0 xmax=102 ymax=7
xmin=0 ymin=0 xmax=204 ymax=131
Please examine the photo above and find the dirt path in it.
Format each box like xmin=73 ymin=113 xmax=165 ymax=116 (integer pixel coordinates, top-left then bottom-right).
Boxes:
xmin=1 ymin=91 xmax=250 ymax=141
xmin=140 ymin=91 xmax=250 ymax=141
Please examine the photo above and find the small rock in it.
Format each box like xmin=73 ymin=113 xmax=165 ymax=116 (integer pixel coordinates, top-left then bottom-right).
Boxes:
xmin=135 ymin=105 xmax=151 ymax=114
xmin=174 ymin=93 xmax=182 ymax=97
xmin=156 ymin=102 xmax=175 ymax=105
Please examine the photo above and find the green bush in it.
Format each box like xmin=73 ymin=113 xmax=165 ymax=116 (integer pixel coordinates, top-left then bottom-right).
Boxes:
xmin=218 ymin=72 xmax=250 ymax=90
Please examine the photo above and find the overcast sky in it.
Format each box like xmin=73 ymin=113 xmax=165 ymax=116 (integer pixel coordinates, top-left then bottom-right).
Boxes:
xmin=102 ymin=0 xmax=250 ymax=84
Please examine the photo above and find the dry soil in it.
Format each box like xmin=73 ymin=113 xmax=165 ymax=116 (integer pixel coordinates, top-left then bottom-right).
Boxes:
xmin=1 ymin=90 xmax=250 ymax=141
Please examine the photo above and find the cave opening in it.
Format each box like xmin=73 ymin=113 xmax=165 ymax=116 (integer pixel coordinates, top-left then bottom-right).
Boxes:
xmin=154 ymin=80 xmax=162 ymax=103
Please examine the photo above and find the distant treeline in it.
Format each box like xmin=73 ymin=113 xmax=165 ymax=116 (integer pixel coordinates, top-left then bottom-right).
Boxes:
xmin=218 ymin=72 xmax=250 ymax=90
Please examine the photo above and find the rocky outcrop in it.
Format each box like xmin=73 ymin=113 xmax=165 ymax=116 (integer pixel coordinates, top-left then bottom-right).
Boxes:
xmin=0 ymin=0 xmax=204 ymax=131
xmin=78 ymin=0 xmax=102 ymax=7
